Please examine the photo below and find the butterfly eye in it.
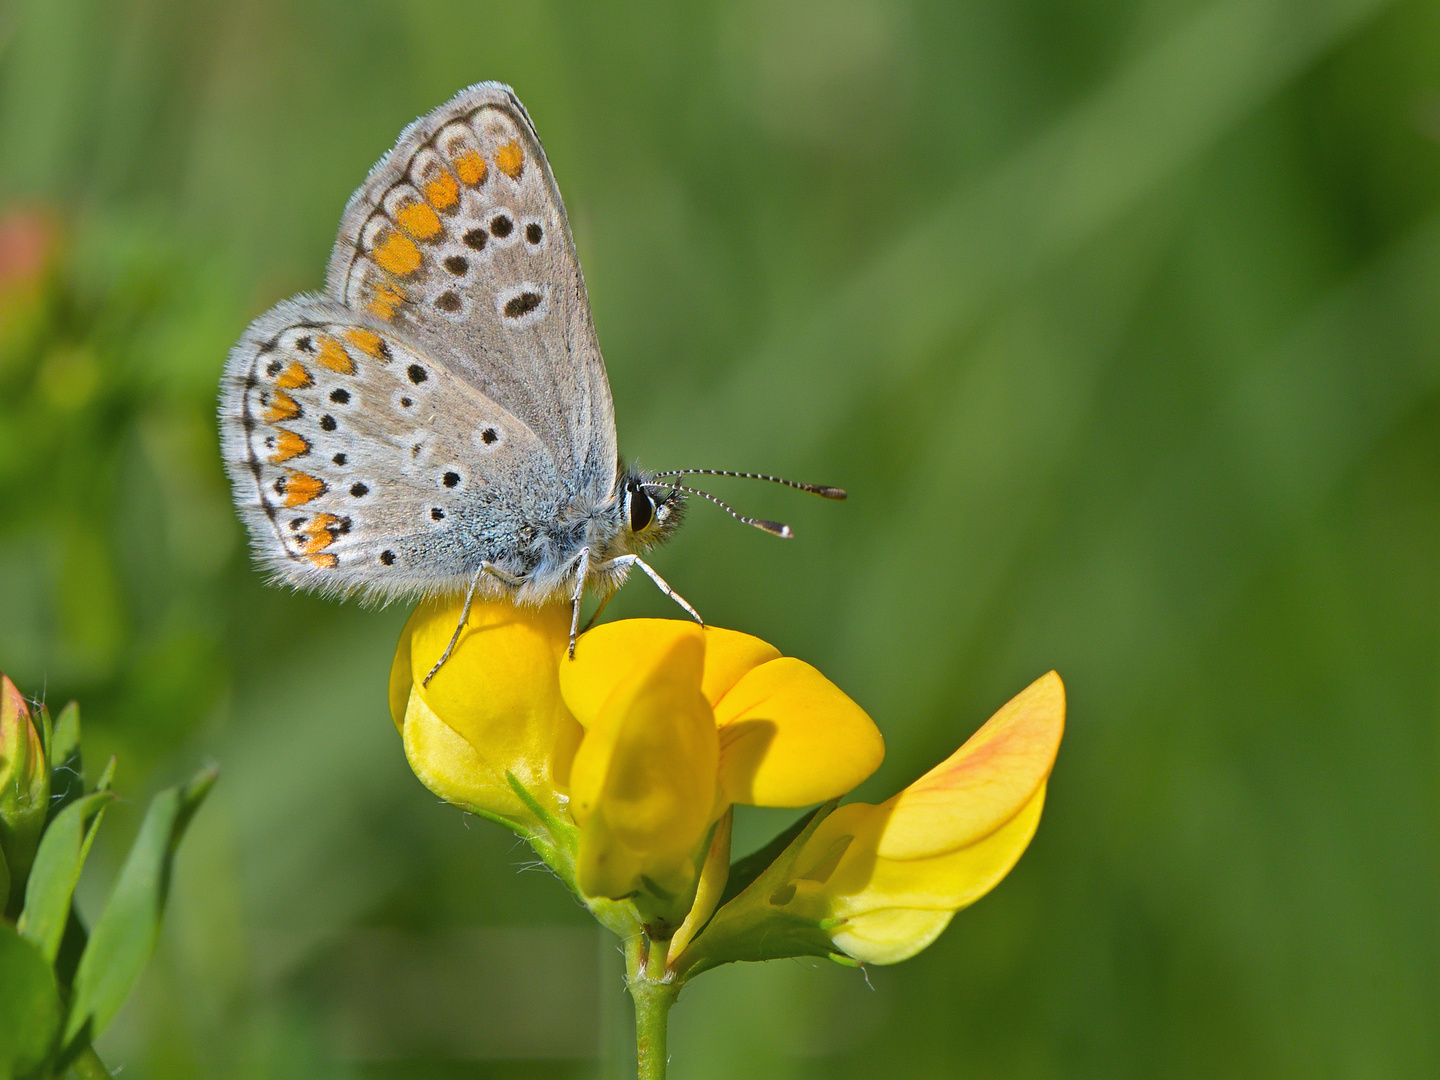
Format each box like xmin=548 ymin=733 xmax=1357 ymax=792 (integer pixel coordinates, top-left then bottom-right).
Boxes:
xmin=628 ymin=487 xmax=654 ymax=532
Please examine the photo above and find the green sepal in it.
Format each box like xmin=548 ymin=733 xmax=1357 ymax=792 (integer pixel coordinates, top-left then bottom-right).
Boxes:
xmin=502 ymin=771 xmax=578 ymax=885
xmin=47 ymin=702 xmax=84 ymax=820
xmin=60 ymin=766 xmax=216 ymax=1059
xmin=19 ymin=791 xmax=113 ymax=963
xmin=36 ymin=703 xmax=52 ymax=763
xmin=718 ymin=806 xmax=823 ymax=909
xmin=497 ymin=773 xmax=642 ymax=941
xmin=0 ymin=920 xmax=63 ymax=1079
xmin=670 ymin=801 xmax=840 ymax=979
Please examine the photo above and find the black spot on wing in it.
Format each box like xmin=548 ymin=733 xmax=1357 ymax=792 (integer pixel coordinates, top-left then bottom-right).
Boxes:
xmin=503 ymin=292 xmax=542 ymax=319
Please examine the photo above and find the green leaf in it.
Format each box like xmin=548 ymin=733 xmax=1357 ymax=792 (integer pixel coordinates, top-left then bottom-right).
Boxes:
xmin=47 ymin=702 xmax=84 ymax=820
xmin=18 ymin=791 xmax=112 ymax=963
xmin=60 ymin=766 xmax=216 ymax=1055
xmin=0 ymin=921 xmax=62 ymax=1080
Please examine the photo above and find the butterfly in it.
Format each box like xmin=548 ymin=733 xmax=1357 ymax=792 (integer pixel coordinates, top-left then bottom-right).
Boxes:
xmin=218 ymin=83 xmax=843 ymax=680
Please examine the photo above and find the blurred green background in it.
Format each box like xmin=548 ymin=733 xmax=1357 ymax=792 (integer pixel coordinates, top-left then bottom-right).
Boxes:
xmin=2 ymin=0 xmax=1438 ymax=1075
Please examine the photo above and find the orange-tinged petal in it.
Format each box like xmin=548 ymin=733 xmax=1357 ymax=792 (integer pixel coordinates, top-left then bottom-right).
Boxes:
xmin=713 ymin=657 xmax=883 ymax=807
xmin=802 ymin=785 xmax=1046 ymax=917
xmin=876 ymin=671 xmax=1063 ymax=859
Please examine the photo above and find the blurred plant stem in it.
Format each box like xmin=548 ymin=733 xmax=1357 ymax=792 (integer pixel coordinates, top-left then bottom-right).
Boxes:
xmin=625 ymin=932 xmax=678 ymax=1080
xmin=70 ymin=1044 xmax=112 ymax=1079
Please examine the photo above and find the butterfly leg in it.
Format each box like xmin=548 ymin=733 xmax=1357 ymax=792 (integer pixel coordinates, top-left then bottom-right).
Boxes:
xmin=598 ymin=554 xmax=705 ymax=627
xmin=423 ymin=562 xmax=527 ymax=686
xmin=568 ymin=547 xmax=591 ymax=658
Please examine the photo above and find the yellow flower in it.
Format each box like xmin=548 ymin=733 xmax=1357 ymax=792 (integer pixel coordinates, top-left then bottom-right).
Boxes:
xmin=677 ymin=672 xmax=1064 ymax=970
xmin=389 ymin=599 xmax=584 ymax=827
xmin=392 ymin=600 xmax=885 ymax=931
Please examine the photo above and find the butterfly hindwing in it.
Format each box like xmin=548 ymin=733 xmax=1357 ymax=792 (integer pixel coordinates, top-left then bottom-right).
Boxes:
xmin=325 ymin=83 xmax=616 ymax=502
xmin=218 ymin=296 xmax=567 ymax=601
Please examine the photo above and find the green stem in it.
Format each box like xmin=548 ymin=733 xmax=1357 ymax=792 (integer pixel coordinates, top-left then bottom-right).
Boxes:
xmin=69 ymin=1044 xmax=111 ymax=1079
xmin=628 ymin=968 xmax=677 ymax=1080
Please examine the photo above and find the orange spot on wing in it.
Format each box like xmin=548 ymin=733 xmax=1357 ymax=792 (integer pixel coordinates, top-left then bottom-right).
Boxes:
xmin=306 ymin=552 xmax=338 ymax=568
xmin=366 ymin=283 xmax=408 ymax=321
xmin=343 ymin=327 xmax=388 ymax=360
xmin=275 ymin=362 xmax=312 ymax=389
xmin=268 ymin=429 xmax=309 ymax=463
xmin=397 ymin=202 xmax=441 ymax=240
xmin=283 ymin=472 xmax=326 ymax=506
xmin=496 ymin=141 xmax=525 ymax=179
xmin=263 ymin=390 xmax=300 ymax=423
xmin=315 ymin=335 xmax=355 ymax=374
xmin=424 ymin=173 xmax=459 ymax=211
xmin=454 ymin=150 xmax=487 ymax=186
xmin=374 ymin=232 xmax=422 ymax=277
xmin=298 ymin=512 xmax=341 ymax=553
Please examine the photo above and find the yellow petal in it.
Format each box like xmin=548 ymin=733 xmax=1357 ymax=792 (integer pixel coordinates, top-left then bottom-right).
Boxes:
xmin=563 ymin=619 xmax=701 ymax=729
xmin=829 ymin=907 xmax=955 ymax=966
xmin=797 ymin=784 xmax=1046 ymax=917
xmin=713 ymin=658 xmax=884 ymax=807
xmin=876 ymin=671 xmax=1063 ymax=859
xmin=575 ymin=809 xmax=649 ymax=901
xmin=402 ymin=687 xmax=526 ymax=820
xmin=403 ymin=597 xmax=580 ymax=810
xmin=697 ymin=627 xmax=781 ymax=704
xmin=569 ymin=628 xmax=718 ymax=899
xmin=388 ymin=618 xmax=414 ymax=732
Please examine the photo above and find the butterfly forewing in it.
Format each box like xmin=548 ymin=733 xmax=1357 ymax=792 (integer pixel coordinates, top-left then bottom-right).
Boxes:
xmin=220 ymin=297 xmax=566 ymax=601
xmin=325 ymin=83 xmax=616 ymax=500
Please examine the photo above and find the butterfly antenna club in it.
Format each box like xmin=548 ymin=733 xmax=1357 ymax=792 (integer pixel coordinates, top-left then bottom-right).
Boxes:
xmin=643 ymin=483 xmax=795 ymax=538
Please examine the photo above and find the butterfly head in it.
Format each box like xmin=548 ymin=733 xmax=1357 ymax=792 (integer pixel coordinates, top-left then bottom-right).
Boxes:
xmin=619 ymin=465 xmax=686 ymax=551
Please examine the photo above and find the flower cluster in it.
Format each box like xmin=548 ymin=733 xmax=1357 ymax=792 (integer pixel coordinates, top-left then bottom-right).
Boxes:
xmin=390 ymin=599 xmax=1063 ymax=972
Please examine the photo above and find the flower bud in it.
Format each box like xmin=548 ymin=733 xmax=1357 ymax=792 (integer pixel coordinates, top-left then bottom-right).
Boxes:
xmin=0 ymin=674 xmax=49 ymax=908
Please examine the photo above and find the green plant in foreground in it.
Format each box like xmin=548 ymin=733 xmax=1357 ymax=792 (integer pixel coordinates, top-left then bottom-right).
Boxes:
xmin=0 ymin=674 xmax=215 ymax=1080
xmin=395 ymin=599 xmax=1065 ymax=1079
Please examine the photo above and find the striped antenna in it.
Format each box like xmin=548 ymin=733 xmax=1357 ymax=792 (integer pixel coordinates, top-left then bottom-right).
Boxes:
xmin=643 ymin=483 xmax=794 ymax=538
xmin=649 ymin=469 xmax=846 ymax=500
